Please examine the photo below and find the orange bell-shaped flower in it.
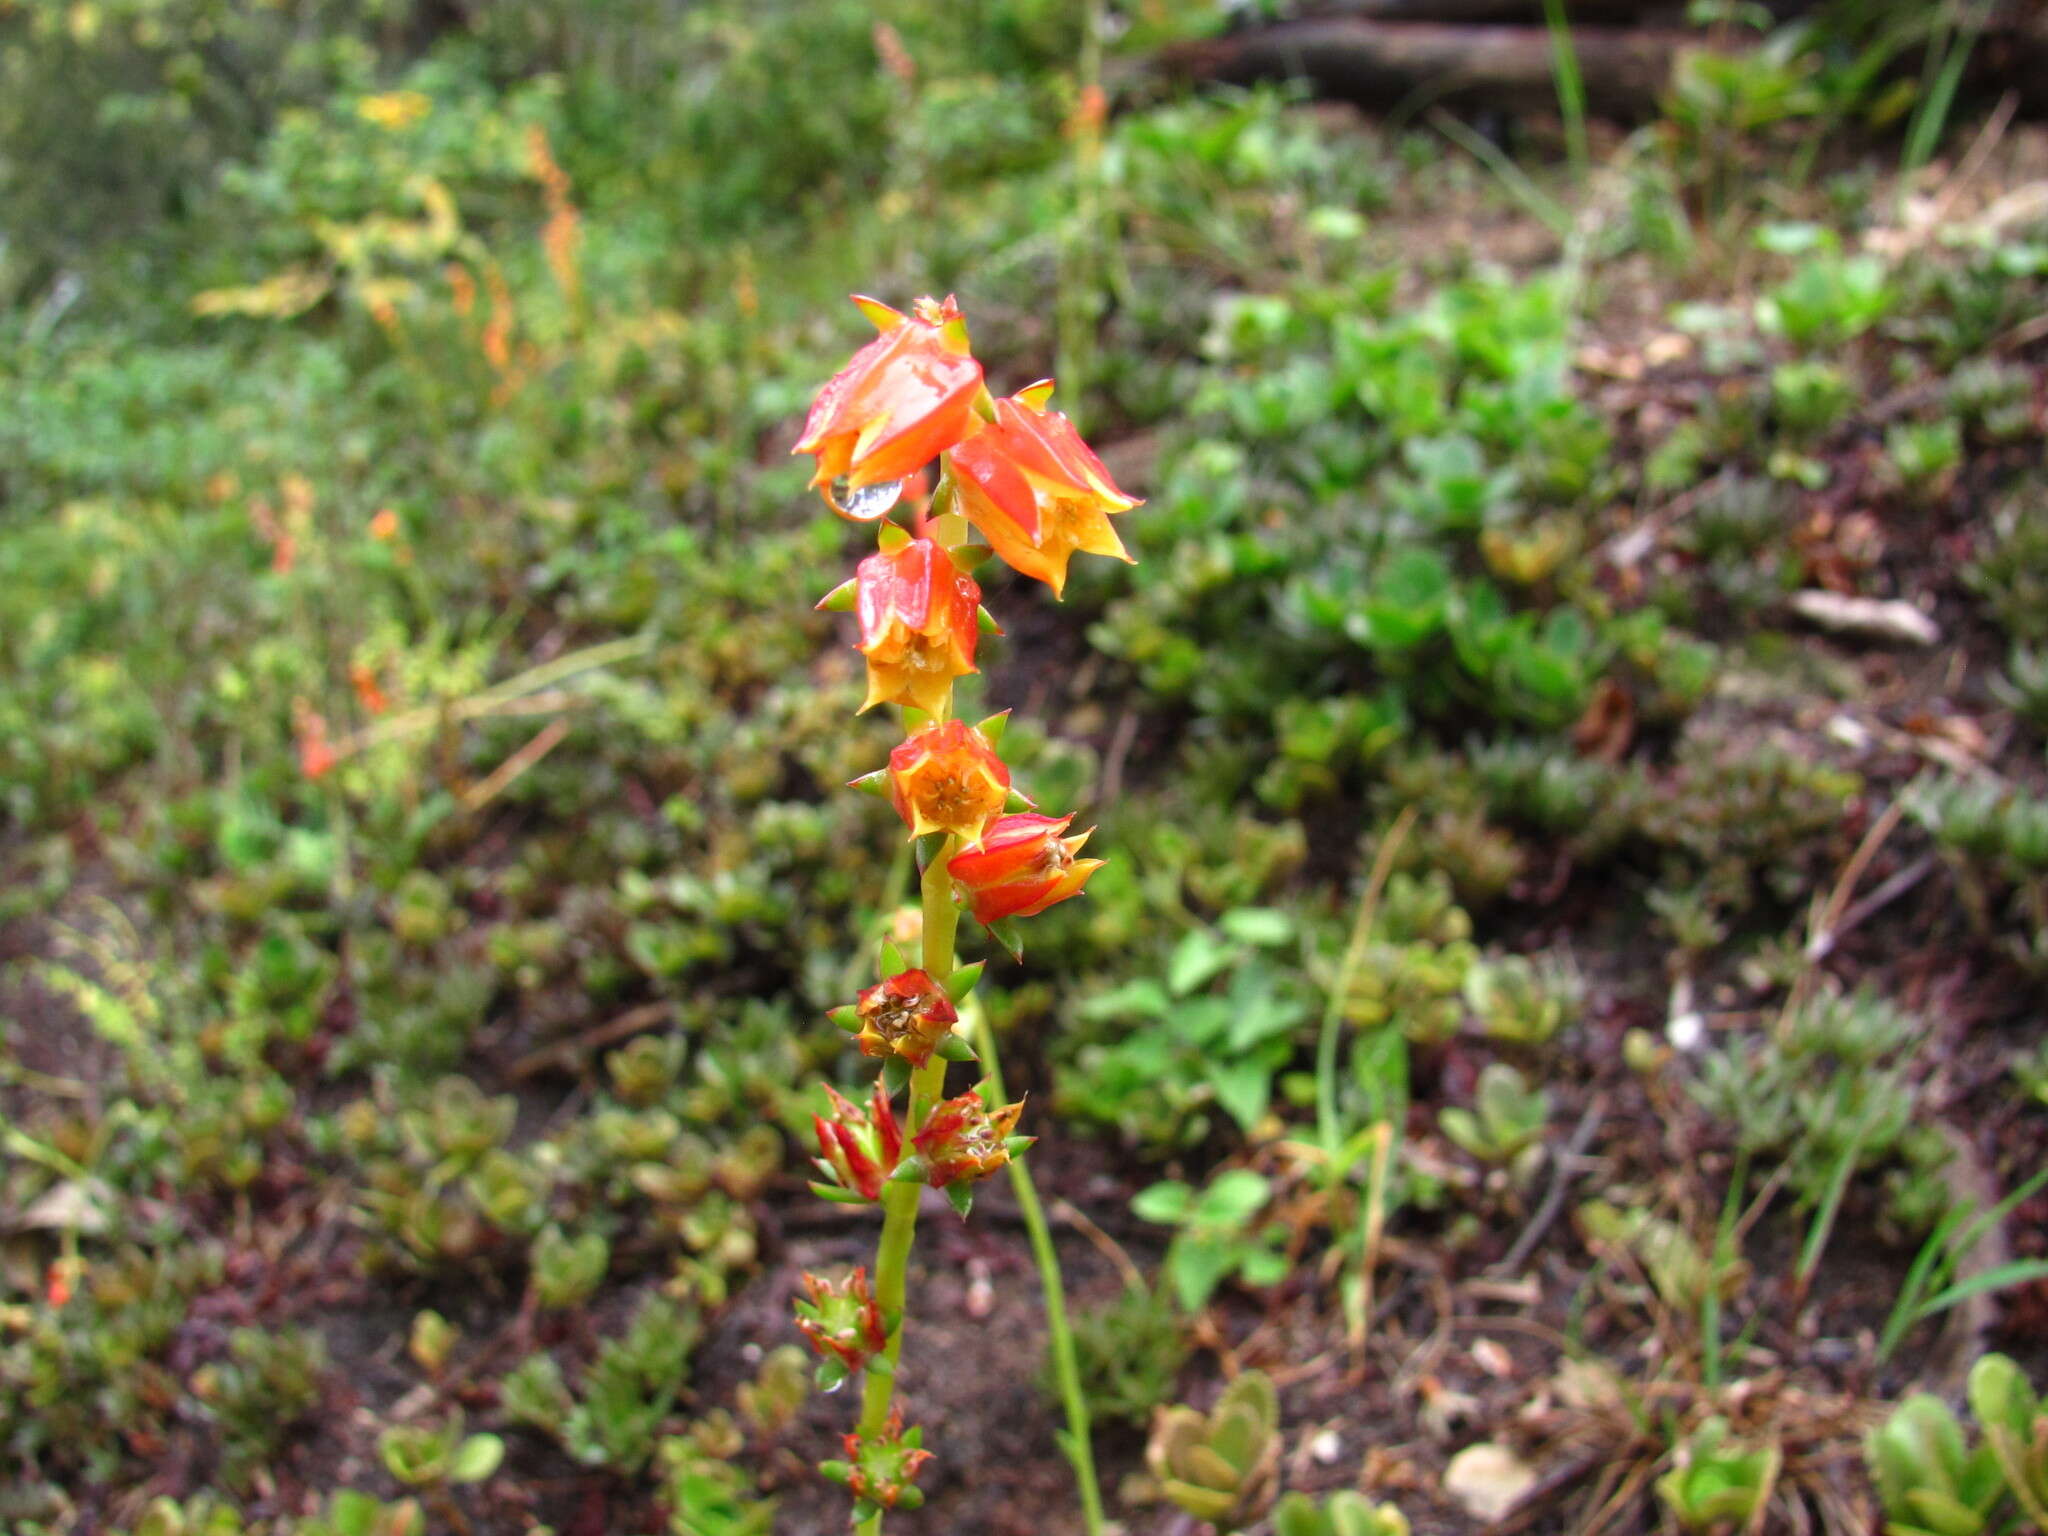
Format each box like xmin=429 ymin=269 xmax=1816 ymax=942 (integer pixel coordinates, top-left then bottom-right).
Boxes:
xmin=845 ymin=537 xmax=985 ymax=716
xmin=885 ymin=718 xmax=1011 ymax=846
xmin=792 ymin=295 xmax=985 ymax=513
xmin=949 ymin=381 xmax=1140 ymax=597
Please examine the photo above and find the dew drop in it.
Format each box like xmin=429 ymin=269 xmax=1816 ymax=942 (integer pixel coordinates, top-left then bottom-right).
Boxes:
xmin=832 ymin=477 xmax=906 ymax=521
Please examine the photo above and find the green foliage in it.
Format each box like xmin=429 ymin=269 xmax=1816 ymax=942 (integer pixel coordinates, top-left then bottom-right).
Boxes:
xmin=1867 ymin=1394 xmax=2008 ymax=1536
xmin=1438 ymin=1063 xmax=1549 ymax=1178
xmin=1655 ymin=1417 xmax=1779 ymax=1533
xmin=1054 ymin=1285 xmax=1191 ymax=1428
xmin=659 ymin=1434 xmax=777 ymax=1536
xmin=1065 ymin=911 xmax=1306 ymax=1149
xmin=503 ymin=1293 xmax=698 ymax=1472
xmin=189 ymin=1326 xmax=328 ymax=1480
xmin=377 ymin=1411 xmax=504 ymax=1487
xmin=1969 ymin=1354 xmax=2048 ymax=1529
xmin=1144 ymin=1371 xmax=1281 ymax=1532
xmin=1270 ymin=1490 xmax=1410 ymax=1536
xmin=1692 ymin=987 xmax=1948 ymax=1232
xmin=1132 ymin=1169 xmax=1286 ymax=1312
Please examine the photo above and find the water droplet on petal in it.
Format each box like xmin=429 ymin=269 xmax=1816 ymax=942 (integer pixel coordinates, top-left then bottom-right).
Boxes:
xmin=832 ymin=478 xmax=905 ymax=521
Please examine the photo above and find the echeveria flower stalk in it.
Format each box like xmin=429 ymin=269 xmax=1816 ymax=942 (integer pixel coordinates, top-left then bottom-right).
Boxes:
xmin=791 ymin=293 xmax=1139 ymax=1533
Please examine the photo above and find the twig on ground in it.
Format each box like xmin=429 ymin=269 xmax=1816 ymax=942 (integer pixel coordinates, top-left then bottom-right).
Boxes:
xmin=508 ymin=1001 xmax=671 ymax=1080
xmin=1493 ymin=1093 xmax=1608 ymax=1276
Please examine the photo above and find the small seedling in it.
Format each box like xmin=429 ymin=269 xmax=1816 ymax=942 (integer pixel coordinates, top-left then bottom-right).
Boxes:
xmin=1144 ymin=1371 xmax=1281 ymax=1532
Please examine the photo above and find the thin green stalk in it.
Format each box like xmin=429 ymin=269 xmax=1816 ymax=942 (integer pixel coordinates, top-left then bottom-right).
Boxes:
xmin=1542 ymin=0 xmax=1589 ymax=180
xmin=972 ymin=998 xmax=1104 ymax=1535
xmin=854 ymin=836 xmax=958 ymax=1536
xmin=1315 ymin=807 xmax=1416 ymax=1154
xmin=1056 ymin=0 xmax=1106 ymax=430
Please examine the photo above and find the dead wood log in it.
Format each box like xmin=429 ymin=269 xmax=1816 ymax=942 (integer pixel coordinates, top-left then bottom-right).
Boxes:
xmin=1162 ymin=19 xmax=1696 ymax=121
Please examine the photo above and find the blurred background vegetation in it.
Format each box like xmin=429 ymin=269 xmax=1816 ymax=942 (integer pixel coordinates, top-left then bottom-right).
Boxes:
xmin=5 ymin=0 xmax=2048 ymax=1532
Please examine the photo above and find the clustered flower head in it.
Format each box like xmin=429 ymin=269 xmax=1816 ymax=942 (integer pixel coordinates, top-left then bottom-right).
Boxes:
xmin=791 ymin=292 xmax=1139 ymax=1528
xmin=795 ymin=1267 xmax=891 ymax=1389
xmin=819 ymin=1409 xmax=934 ymax=1517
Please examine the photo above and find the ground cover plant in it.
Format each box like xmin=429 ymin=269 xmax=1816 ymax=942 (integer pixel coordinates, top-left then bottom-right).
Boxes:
xmin=2 ymin=1 xmax=2048 ymax=1532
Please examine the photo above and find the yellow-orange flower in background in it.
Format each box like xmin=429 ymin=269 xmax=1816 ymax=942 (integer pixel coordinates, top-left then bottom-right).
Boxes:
xmin=841 ymin=537 xmax=985 ymax=716
xmin=793 ymin=295 xmax=985 ymax=510
xmin=949 ymin=381 xmax=1139 ymax=598
xmin=885 ymin=718 xmax=1010 ymax=845
xmin=947 ymin=812 xmax=1102 ymax=925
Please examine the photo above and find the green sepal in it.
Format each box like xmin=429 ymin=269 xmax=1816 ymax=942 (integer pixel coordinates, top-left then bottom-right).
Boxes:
xmin=877 ymin=522 xmax=912 ymax=553
xmin=808 ymin=1181 xmax=871 ymax=1206
xmin=937 ymin=1033 xmax=979 ymax=1063
xmin=882 ymin=1057 xmax=912 ymax=1096
xmin=986 ymin=917 xmax=1024 ymax=962
xmin=975 ymin=709 xmax=1010 ymax=745
xmin=890 ymin=1155 xmax=929 ymax=1185
xmin=976 ymin=604 xmax=1002 ymax=634
xmin=897 ymin=1488 xmax=926 ymax=1511
xmin=828 ymin=1005 xmax=859 ymax=1032
xmin=945 ymin=1182 xmax=975 ymax=1219
xmin=866 ymin=1351 xmax=896 ymax=1379
xmin=915 ymin=832 xmax=947 ymax=875
xmin=848 ymin=768 xmax=890 ymax=798
xmin=1004 ymin=1135 xmax=1036 ymax=1157
xmin=816 ymin=578 xmax=858 ymax=613
xmin=943 ymin=961 xmax=985 ymax=1001
xmin=1002 ymin=788 xmax=1033 ymax=813
xmin=901 ymin=705 xmax=932 ymax=733
xmin=951 ymin=543 xmax=993 ymax=572
xmin=880 ymin=939 xmax=906 ymax=976
xmin=819 ymin=1459 xmax=853 ymax=1486
xmin=816 ymin=1358 xmax=850 ymax=1392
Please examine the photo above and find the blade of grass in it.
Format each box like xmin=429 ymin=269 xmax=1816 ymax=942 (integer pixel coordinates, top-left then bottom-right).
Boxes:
xmin=1911 ymin=1259 xmax=2048 ymax=1321
xmin=1428 ymin=108 xmax=1573 ymax=239
xmin=1542 ymin=0 xmax=1589 ymax=180
xmin=1793 ymin=1116 xmax=1870 ymax=1303
xmin=1903 ymin=1 xmax=1990 ymax=182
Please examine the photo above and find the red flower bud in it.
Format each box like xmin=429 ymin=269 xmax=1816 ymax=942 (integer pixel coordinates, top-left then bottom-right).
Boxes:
xmin=852 ymin=969 xmax=958 ymax=1070
xmin=947 ymin=813 xmax=1103 ymax=925
xmin=811 ymin=1082 xmax=903 ymax=1203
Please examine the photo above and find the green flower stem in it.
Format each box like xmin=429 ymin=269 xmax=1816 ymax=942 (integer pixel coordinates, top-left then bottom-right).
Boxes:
xmin=853 ymin=834 xmax=959 ymax=1536
xmin=971 ymin=998 xmax=1104 ymax=1536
